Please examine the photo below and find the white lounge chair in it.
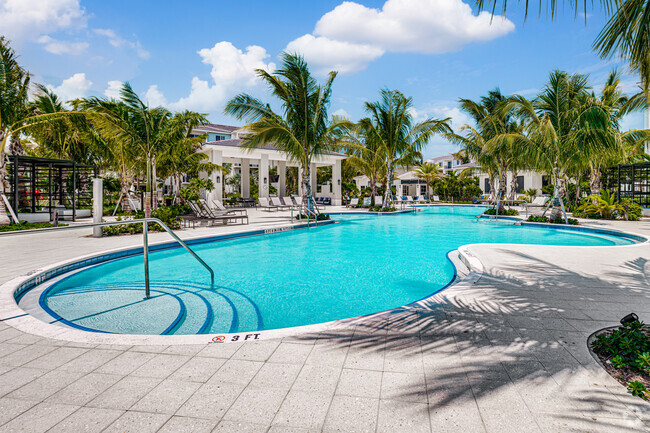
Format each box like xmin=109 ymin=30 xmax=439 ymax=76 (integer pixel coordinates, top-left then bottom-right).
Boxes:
xmin=522 ymin=196 xmax=550 ymax=216
xmin=362 ymin=197 xmax=371 ymax=206
xmin=258 ymin=197 xmax=279 ymax=211
xmin=405 ymin=196 xmax=414 ymax=204
xmin=212 ymin=199 xmax=247 ymax=216
xmin=347 ymin=197 xmax=359 ymax=207
xmin=432 ymin=195 xmax=440 ymax=203
xmin=271 ymin=196 xmax=291 ymax=210
xmin=416 ymin=196 xmax=427 ymax=203
xmin=282 ymin=197 xmax=296 ymax=208
xmin=374 ymin=196 xmax=383 ymax=207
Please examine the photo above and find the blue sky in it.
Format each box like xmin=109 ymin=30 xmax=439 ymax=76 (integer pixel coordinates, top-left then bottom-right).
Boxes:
xmin=1 ymin=0 xmax=644 ymax=158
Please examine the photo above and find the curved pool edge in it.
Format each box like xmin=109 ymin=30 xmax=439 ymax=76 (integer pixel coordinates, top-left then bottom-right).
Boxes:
xmin=0 ymin=217 xmax=645 ymax=345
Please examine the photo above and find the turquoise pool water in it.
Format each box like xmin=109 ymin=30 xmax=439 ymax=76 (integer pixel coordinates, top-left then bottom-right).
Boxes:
xmin=31 ymin=206 xmax=635 ymax=335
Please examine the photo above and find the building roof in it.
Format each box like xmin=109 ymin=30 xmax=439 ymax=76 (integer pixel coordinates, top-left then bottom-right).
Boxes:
xmin=425 ymin=153 xmax=456 ymax=163
xmin=193 ymin=123 xmax=239 ymax=133
xmin=203 ymin=139 xmax=347 ymax=157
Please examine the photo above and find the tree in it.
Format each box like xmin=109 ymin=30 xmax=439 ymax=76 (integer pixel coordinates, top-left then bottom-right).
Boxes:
xmin=342 ymin=121 xmax=386 ymax=206
xmin=225 ymin=52 xmax=346 ymax=212
xmin=360 ymin=89 xmax=450 ymax=209
xmin=414 ymin=162 xmax=445 ymax=199
xmin=0 ymin=37 xmax=31 ymax=225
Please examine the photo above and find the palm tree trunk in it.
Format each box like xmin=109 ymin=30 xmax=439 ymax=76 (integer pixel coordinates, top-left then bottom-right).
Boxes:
xmin=509 ymin=172 xmax=518 ymax=200
xmin=301 ymin=163 xmax=311 ymax=213
xmin=370 ymin=175 xmax=377 ymax=206
xmin=0 ymin=131 xmax=11 ymax=225
xmin=497 ymin=171 xmax=507 ymax=211
xmin=589 ymin=167 xmax=602 ymax=195
xmin=120 ymin=175 xmax=131 ymax=214
xmin=382 ymin=163 xmax=394 ymax=209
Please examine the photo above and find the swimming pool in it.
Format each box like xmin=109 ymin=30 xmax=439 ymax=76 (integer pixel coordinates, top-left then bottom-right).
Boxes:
xmin=20 ymin=206 xmax=638 ymax=335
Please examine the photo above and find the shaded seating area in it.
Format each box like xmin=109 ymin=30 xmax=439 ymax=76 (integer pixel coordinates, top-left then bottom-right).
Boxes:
xmin=181 ymin=200 xmax=248 ymax=227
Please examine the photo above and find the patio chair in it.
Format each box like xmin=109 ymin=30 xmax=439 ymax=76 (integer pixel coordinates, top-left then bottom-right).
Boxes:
xmin=271 ymin=196 xmax=291 ymax=210
xmin=522 ymin=196 xmax=550 ymax=216
xmin=374 ymin=196 xmax=383 ymax=207
xmin=362 ymin=197 xmax=371 ymax=206
xmin=282 ymin=197 xmax=297 ymax=209
xmin=432 ymin=196 xmax=440 ymax=203
xmin=416 ymin=196 xmax=428 ymax=203
xmin=406 ymin=195 xmax=414 ymax=204
xmin=348 ymin=197 xmax=359 ymax=207
xmin=258 ymin=197 xmax=279 ymax=212
xmin=211 ymin=199 xmax=247 ymax=216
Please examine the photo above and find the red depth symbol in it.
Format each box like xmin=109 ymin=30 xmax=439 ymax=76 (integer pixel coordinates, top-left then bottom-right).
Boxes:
xmin=212 ymin=335 xmax=226 ymax=343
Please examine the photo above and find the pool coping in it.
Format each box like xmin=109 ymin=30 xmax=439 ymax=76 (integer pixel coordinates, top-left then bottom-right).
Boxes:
xmin=0 ymin=212 xmax=647 ymax=345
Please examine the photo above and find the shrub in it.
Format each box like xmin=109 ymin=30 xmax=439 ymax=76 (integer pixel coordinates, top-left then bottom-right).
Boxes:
xmin=0 ymin=221 xmax=68 ymax=232
xmin=295 ymin=213 xmax=330 ymax=221
xmin=368 ymin=206 xmax=397 ymax=212
xmin=102 ymin=205 xmax=185 ymax=236
xmin=484 ymin=208 xmax=519 ymax=216
xmin=526 ymin=216 xmax=579 ymax=225
xmin=621 ymin=199 xmax=643 ymax=221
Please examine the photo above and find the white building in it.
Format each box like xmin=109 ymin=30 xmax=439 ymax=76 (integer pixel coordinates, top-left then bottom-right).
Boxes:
xmin=190 ymin=124 xmax=347 ymax=205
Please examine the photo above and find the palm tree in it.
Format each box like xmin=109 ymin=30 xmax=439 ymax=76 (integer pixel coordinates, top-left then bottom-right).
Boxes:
xmin=225 ymin=52 xmax=346 ymax=213
xmin=342 ymin=121 xmax=386 ymax=206
xmin=360 ymin=89 xmax=450 ymax=209
xmin=414 ymin=162 xmax=445 ymax=199
xmin=77 ymin=83 xmax=197 ymax=217
xmin=0 ymin=37 xmax=31 ymax=225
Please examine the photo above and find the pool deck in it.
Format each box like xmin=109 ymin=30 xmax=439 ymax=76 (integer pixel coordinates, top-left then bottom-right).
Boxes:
xmin=0 ymin=206 xmax=649 ymax=432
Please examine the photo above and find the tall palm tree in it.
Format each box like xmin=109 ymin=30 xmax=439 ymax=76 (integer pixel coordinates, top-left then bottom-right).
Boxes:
xmin=414 ymin=162 xmax=445 ymax=199
xmin=225 ymin=52 xmax=346 ymax=212
xmin=360 ymin=89 xmax=450 ymax=209
xmin=0 ymin=37 xmax=31 ymax=225
xmin=341 ymin=121 xmax=386 ymax=205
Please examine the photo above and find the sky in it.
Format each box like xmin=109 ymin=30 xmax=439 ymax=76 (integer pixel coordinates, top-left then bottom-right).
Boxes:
xmin=1 ymin=0 xmax=645 ymax=158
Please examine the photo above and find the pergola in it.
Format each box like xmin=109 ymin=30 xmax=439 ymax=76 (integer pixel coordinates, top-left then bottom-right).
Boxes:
xmin=200 ymin=139 xmax=347 ymax=205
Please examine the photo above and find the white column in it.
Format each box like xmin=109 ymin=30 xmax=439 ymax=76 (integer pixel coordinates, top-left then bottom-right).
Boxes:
xmin=92 ymin=178 xmax=103 ymax=238
xmin=278 ymin=161 xmax=286 ymax=197
xmin=241 ymin=158 xmax=250 ymax=198
xmin=209 ymin=149 xmax=223 ymax=205
xmin=259 ymin=154 xmax=269 ymax=198
xmin=333 ymin=159 xmax=342 ymax=206
xmin=310 ymin=163 xmax=317 ymax=196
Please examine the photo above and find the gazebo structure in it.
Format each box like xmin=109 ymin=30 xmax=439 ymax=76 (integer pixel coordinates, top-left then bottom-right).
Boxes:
xmin=197 ymin=126 xmax=347 ymax=206
xmin=4 ymin=155 xmax=96 ymax=222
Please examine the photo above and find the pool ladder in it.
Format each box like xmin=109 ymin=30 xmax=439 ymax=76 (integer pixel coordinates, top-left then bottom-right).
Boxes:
xmin=0 ymin=218 xmax=215 ymax=299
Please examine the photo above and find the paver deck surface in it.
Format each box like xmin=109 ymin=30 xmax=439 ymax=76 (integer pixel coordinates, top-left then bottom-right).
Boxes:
xmin=0 ymin=207 xmax=649 ymax=432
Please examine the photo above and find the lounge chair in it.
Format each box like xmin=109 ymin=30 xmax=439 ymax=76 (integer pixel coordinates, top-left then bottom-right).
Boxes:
xmin=522 ymin=196 xmax=550 ymax=216
xmin=258 ymin=197 xmax=279 ymax=212
xmin=432 ymin=195 xmax=440 ymax=203
xmin=282 ymin=197 xmax=297 ymax=209
xmin=374 ymin=196 xmax=383 ymax=207
xmin=347 ymin=197 xmax=359 ymax=207
xmin=294 ymin=196 xmax=324 ymax=211
xmin=212 ymin=199 xmax=247 ymax=216
xmin=271 ymin=196 xmax=291 ymax=210
xmin=362 ymin=197 xmax=371 ymax=207
xmin=405 ymin=196 xmax=414 ymax=204
xmin=416 ymin=196 xmax=428 ymax=203
xmin=189 ymin=201 xmax=248 ymax=225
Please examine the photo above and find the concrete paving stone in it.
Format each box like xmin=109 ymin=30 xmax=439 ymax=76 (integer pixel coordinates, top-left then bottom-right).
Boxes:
xmin=56 ymin=349 xmax=122 ymax=373
xmin=470 ymin=379 xmax=529 ymax=412
xmin=47 ymin=406 xmax=123 ymax=433
xmin=0 ymin=402 xmax=79 ymax=433
xmin=102 ymin=411 xmax=170 ymax=433
xmin=425 ymin=379 xmax=475 ymax=406
xmin=376 ymin=399 xmax=431 ymax=433
xmin=0 ymin=344 xmax=57 ymax=368
xmin=45 ymin=372 xmax=122 ymax=406
xmin=21 ymin=346 xmax=88 ymax=370
xmin=305 ymin=342 xmax=349 ymax=368
xmin=210 ymin=359 xmax=264 ymax=386
xmin=0 ymin=344 xmax=26 ymax=360
xmin=428 ymin=402 xmax=486 ymax=433
xmin=214 ymin=420 xmax=272 ymax=433
xmin=128 ymin=344 xmax=170 ymax=353
xmin=0 ymin=397 xmax=38 ymax=426
xmin=0 ymin=328 xmax=24 ymax=343
xmin=380 ymin=371 xmax=428 ymax=403
xmin=0 ymin=367 xmax=47 ymax=398
xmin=162 ymin=344 xmax=206 ymax=356
xmin=267 ymin=426 xmax=311 ymax=433
xmin=157 ymin=416 xmax=217 ymax=433
xmin=130 ymin=378 xmax=201 ymax=414
xmin=5 ymin=334 xmax=44 ymax=345
xmin=94 ymin=351 xmax=156 ymax=375
xmin=464 ymin=363 xmax=511 ymax=385
xmin=86 ymin=376 xmax=162 ymax=410
xmin=93 ymin=344 xmax=132 ymax=351
xmin=292 ymin=364 xmax=341 ymax=395
xmin=344 ymin=344 xmax=385 ymax=371
xmin=249 ymin=362 xmax=302 ymax=390
xmin=62 ymin=341 xmax=98 ymax=349
xmin=232 ymin=340 xmax=281 ymax=361
xmin=336 ymin=368 xmax=382 ymax=398
xmin=272 ymin=390 xmax=332 ymax=430
xmin=322 ymin=395 xmax=379 ymax=433
xmin=224 ymin=387 xmax=288 ymax=424
xmin=479 ymin=407 xmax=543 ymax=433
xmin=6 ymin=369 xmax=85 ymax=401
xmin=516 ymin=382 xmax=580 ymax=413
xmin=130 ymin=353 xmax=191 ymax=379
xmin=197 ymin=342 xmax=244 ymax=358
xmin=268 ymin=343 xmax=314 ymax=364
xmin=176 ymin=381 xmax=245 ymax=420
xmin=169 ymin=356 xmax=225 ymax=383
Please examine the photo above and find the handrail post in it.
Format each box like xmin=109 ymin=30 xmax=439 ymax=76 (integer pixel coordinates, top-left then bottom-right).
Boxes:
xmin=143 ymin=220 xmax=150 ymax=299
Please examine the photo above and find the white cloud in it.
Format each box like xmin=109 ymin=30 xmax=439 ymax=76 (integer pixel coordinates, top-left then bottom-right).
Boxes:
xmin=145 ymin=85 xmax=167 ymax=107
xmin=46 ymin=72 xmax=92 ymax=102
xmin=285 ymin=0 xmax=514 ymax=75
xmin=104 ymin=80 xmax=123 ymax=98
xmin=286 ymin=35 xmax=384 ymax=75
xmin=332 ymin=108 xmax=349 ymax=118
xmin=0 ymin=0 xmax=87 ymax=43
xmin=410 ymin=105 xmax=472 ymax=129
xmin=162 ymin=42 xmax=276 ymax=112
xmin=315 ymin=0 xmax=514 ymax=53
xmin=36 ymin=35 xmax=88 ymax=55
xmin=94 ymin=28 xmax=151 ymax=60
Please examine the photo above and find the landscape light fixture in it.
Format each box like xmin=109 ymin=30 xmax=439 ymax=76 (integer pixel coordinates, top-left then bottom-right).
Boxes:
xmin=620 ymin=313 xmax=639 ymax=325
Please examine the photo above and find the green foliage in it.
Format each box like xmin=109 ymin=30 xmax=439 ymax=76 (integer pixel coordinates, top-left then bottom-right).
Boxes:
xmin=621 ymin=199 xmax=643 ymax=221
xmin=102 ymin=205 xmax=187 ymax=236
xmin=0 ymin=221 xmax=68 ymax=232
xmin=522 ymin=188 xmax=538 ymax=203
xmin=180 ymin=178 xmax=214 ymax=202
xmin=526 ymin=215 xmax=579 ymax=225
xmin=576 ymin=189 xmax=643 ymax=221
xmin=628 ymin=381 xmax=649 ymax=400
xmin=433 ymin=173 xmax=482 ymax=201
xmin=295 ymin=213 xmax=330 ymax=221
xmin=368 ymin=206 xmax=397 ymax=212
xmin=592 ymin=320 xmax=650 ymax=373
xmin=484 ymin=208 xmax=519 ymax=216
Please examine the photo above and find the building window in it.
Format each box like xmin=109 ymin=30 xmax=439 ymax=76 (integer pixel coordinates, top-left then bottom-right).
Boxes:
xmin=516 ymin=176 xmax=524 ymax=194
xmin=484 ymin=178 xmax=491 ymax=193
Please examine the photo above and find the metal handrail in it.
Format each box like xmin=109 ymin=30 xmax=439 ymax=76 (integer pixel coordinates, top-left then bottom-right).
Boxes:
xmin=0 ymin=218 xmax=215 ymax=298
